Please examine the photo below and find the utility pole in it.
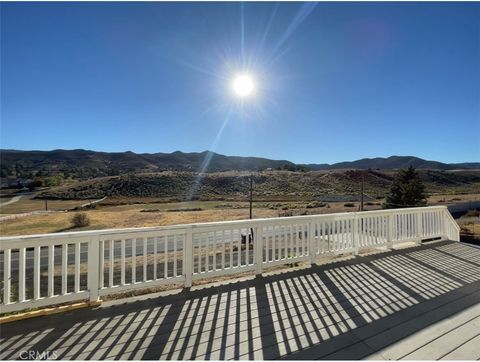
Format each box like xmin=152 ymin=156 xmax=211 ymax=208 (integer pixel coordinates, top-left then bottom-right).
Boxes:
xmin=249 ymin=176 xmax=253 ymax=219
xmin=360 ymin=174 xmax=364 ymax=212
xmin=45 ymin=199 xmax=48 ymax=211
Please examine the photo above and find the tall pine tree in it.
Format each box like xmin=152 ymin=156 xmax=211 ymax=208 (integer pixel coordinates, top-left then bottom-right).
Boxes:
xmin=384 ymin=166 xmax=427 ymax=208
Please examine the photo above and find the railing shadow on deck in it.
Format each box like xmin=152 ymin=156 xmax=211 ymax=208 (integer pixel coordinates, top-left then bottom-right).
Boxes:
xmin=1 ymin=241 xmax=480 ymax=361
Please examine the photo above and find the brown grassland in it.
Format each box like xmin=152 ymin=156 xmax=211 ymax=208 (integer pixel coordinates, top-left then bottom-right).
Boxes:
xmin=1 ymin=192 xmax=479 ymax=237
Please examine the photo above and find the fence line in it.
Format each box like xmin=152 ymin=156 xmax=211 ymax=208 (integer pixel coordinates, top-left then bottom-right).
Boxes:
xmin=0 ymin=206 xmax=460 ymax=313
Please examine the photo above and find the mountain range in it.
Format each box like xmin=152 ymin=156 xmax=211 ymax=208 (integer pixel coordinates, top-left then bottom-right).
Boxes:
xmin=1 ymin=149 xmax=479 ymax=179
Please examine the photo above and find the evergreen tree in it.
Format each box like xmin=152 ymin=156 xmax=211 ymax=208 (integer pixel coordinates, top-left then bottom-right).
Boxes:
xmin=384 ymin=166 xmax=427 ymax=208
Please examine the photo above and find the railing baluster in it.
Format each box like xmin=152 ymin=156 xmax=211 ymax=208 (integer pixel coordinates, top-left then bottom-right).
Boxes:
xmin=237 ymin=229 xmax=241 ymax=267
xmin=121 ymin=239 xmax=126 ymax=285
xmin=153 ymin=237 xmax=157 ymax=280
xmin=302 ymin=224 xmax=306 ymax=256
xmin=221 ymin=230 xmax=225 ymax=269
xmin=320 ymin=222 xmax=325 ymax=254
xmin=33 ymin=246 xmax=40 ymax=299
xmin=408 ymin=213 xmax=411 ymax=238
xmin=229 ymin=230 xmax=234 ymax=268
xmin=99 ymin=240 xmax=104 ymax=289
xmin=432 ymin=212 xmax=436 ymax=235
xmin=164 ymin=236 xmax=168 ymax=278
xmin=4 ymin=249 xmax=11 ymax=304
xmin=62 ymin=244 xmax=68 ymax=295
xmin=108 ymin=240 xmax=113 ymax=288
xmin=382 ymin=215 xmax=386 ymax=242
xmin=195 ymin=235 xmax=199 ymax=273
xmin=288 ymin=225 xmax=292 ymax=258
xmin=255 ymin=224 xmax=263 ymax=274
xmin=75 ymin=242 xmax=81 ymax=292
xmin=327 ymin=221 xmax=331 ymax=253
xmin=369 ymin=217 xmax=373 ymax=244
xmin=48 ymin=245 xmax=54 ymax=297
xmin=143 ymin=238 xmax=147 ymax=282
xmin=174 ymin=235 xmax=178 ymax=277
xmin=184 ymin=228 xmax=193 ymax=287
xmin=19 ymin=248 xmax=25 ymax=302
xmin=205 ymin=233 xmax=209 ymax=272
xmin=273 ymin=226 xmax=277 ymax=261
xmin=265 ymin=227 xmax=270 ymax=261
xmin=132 ymin=238 xmax=136 ymax=283
xmin=247 ymin=228 xmax=251 ymax=265
xmin=335 ymin=220 xmax=339 ymax=250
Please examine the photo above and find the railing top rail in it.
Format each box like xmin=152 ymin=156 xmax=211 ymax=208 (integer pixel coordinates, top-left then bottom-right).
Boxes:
xmin=0 ymin=205 xmax=449 ymax=244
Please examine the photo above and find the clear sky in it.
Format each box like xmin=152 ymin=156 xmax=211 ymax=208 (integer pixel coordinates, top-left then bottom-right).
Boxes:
xmin=1 ymin=2 xmax=479 ymax=164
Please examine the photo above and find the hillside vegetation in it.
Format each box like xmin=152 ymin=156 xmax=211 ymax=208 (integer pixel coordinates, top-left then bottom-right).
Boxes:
xmin=2 ymin=149 xmax=479 ymax=180
xmin=38 ymin=170 xmax=480 ymax=201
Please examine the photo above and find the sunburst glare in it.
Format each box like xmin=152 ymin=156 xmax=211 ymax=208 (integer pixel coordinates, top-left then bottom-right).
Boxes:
xmin=232 ymin=74 xmax=255 ymax=97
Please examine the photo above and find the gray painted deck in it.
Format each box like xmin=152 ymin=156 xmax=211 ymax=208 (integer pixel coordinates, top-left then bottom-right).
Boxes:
xmin=1 ymin=240 xmax=480 ymax=360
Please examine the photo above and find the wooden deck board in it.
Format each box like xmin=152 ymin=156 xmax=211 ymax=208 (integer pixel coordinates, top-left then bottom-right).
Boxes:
xmin=1 ymin=240 xmax=479 ymax=360
xmin=363 ymin=299 xmax=480 ymax=360
xmin=440 ymin=333 xmax=480 ymax=360
xmin=401 ymin=314 xmax=480 ymax=360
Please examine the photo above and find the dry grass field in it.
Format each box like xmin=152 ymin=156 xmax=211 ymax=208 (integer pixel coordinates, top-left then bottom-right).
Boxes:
xmin=0 ymin=198 xmax=87 ymax=214
xmin=457 ymin=210 xmax=480 ymax=245
xmin=1 ymin=192 xmax=479 ymax=237
xmin=0 ymin=201 xmax=337 ymax=236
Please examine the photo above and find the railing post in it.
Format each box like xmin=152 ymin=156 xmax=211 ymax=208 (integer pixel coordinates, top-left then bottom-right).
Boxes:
xmin=255 ymin=224 xmax=263 ymax=275
xmin=387 ymin=213 xmax=394 ymax=249
xmin=88 ymin=234 xmax=100 ymax=302
xmin=443 ymin=209 xmax=449 ymax=241
xmin=184 ymin=227 xmax=193 ymax=288
xmin=416 ymin=211 xmax=423 ymax=245
xmin=308 ymin=221 xmax=316 ymax=265
xmin=353 ymin=213 xmax=359 ymax=255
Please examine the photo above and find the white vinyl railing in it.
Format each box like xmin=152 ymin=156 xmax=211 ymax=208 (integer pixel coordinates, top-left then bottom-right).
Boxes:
xmin=0 ymin=206 xmax=460 ymax=313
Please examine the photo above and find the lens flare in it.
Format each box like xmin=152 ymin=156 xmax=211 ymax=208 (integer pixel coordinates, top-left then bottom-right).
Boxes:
xmin=232 ymin=75 xmax=255 ymax=97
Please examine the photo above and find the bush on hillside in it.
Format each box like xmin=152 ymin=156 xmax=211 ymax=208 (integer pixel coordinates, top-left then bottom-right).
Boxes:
xmin=71 ymin=213 xmax=90 ymax=228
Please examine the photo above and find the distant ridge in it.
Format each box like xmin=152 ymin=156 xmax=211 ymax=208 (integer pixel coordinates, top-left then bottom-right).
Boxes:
xmin=1 ymin=149 xmax=478 ymax=179
xmin=305 ymin=156 xmax=480 ymax=171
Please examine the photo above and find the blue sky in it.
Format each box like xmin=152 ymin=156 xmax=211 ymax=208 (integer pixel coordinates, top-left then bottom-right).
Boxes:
xmin=1 ymin=2 xmax=479 ymax=164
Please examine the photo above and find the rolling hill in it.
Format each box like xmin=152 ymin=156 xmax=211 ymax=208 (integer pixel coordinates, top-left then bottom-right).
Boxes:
xmin=0 ymin=149 xmax=297 ymax=179
xmin=37 ymin=169 xmax=480 ymax=201
xmin=1 ymin=149 xmax=478 ymax=180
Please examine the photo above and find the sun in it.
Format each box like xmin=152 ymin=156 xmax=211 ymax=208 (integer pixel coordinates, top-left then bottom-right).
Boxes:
xmin=232 ymin=74 xmax=255 ymax=97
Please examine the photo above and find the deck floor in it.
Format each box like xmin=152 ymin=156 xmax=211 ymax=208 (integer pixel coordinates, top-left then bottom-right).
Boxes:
xmin=1 ymin=240 xmax=480 ymax=360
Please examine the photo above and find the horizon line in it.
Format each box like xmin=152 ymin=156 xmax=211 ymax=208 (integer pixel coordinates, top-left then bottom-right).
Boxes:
xmin=1 ymin=147 xmax=478 ymax=166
